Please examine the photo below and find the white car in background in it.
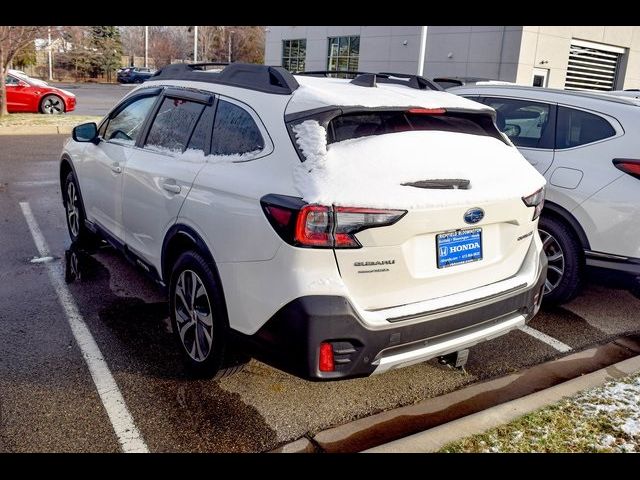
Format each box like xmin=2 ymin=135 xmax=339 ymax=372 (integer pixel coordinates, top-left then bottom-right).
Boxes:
xmin=59 ymin=64 xmax=547 ymax=380
xmin=452 ymin=84 xmax=640 ymax=304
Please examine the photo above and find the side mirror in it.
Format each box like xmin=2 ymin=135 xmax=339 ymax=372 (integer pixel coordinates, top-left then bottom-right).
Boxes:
xmin=72 ymin=122 xmax=99 ymax=143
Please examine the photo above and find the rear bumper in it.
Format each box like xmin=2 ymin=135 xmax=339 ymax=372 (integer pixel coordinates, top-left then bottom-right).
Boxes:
xmin=237 ymin=246 xmax=547 ymax=381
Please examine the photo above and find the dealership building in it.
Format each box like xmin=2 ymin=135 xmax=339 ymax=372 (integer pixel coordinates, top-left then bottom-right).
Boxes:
xmin=265 ymin=26 xmax=640 ymax=91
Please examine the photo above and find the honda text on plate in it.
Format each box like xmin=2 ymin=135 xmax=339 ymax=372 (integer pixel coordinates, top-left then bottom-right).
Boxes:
xmin=59 ymin=63 xmax=547 ymax=380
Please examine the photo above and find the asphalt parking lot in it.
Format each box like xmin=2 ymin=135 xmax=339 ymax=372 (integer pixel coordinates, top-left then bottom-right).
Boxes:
xmin=1 ymin=134 xmax=639 ymax=452
xmin=53 ymin=82 xmax=135 ymax=116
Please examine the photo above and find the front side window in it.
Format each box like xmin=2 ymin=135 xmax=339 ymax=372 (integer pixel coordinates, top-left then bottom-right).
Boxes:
xmin=327 ymin=36 xmax=359 ymax=75
xmin=145 ymin=97 xmax=205 ymax=153
xmin=104 ymin=95 xmax=158 ymax=145
xmin=480 ymin=97 xmax=553 ymax=149
xmin=555 ymin=106 xmax=616 ymax=149
xmin=282 ymin=39 xmax=306 ymax=73
xmin=5 ymin=75 xmax=20 ymax=85
xmin=210 ymin=100 xmax=264 ymax=156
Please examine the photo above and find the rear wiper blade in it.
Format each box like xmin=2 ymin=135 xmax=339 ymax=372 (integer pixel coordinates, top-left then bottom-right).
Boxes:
xmin=402 ymin=179 xmax=470 ymax=190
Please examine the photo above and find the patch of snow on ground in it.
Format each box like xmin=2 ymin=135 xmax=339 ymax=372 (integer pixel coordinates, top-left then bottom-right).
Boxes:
xmin=292 ymin=120 xmax=546 ymax=209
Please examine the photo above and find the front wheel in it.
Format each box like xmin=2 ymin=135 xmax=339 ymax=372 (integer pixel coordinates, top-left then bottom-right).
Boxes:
xmin=169 ymin=250 xmax=247 ymax=379
xmin=63 ymin=171 xmax=93 ymax=245
xmin=538 ymin=215 xmax=584 ymax=306
xmin=40 ymin=94 xmax=65 ymax=114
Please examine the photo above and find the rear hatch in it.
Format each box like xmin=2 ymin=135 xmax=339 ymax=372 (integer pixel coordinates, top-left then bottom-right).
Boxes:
xmin=288 ymin=108 xmax=546 ymax=311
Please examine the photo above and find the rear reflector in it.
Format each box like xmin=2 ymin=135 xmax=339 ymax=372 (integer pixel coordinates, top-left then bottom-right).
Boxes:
xmin=613 ymin=159 xmax=640 ymax=180
xmin=319 ymin=342 xmax=335 ymax=372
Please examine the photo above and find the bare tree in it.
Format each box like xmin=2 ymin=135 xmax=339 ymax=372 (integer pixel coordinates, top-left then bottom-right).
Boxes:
xmin=194 ymin=26 xmax=265 ymax=64
xmin=120 ymin=26 xmax=144 ymax=64
xmin=149 ymin=26 xmax=190 ymax=68
xmin=0 ymin=26 xmax=46 ymax=116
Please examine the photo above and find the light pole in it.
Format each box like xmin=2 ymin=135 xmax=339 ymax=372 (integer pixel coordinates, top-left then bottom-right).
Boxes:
xmin=417 ymin=26 xmax=428 ymax=77
xmin=228 ymin=30 xmax=234 ymax=63
xmin=193 ymin=26 xmax=198 ymax=62
xmin=144 ymin=26 xmax=148 ymax=68
xmin=47 ymin=27 xmax=53 ymax=81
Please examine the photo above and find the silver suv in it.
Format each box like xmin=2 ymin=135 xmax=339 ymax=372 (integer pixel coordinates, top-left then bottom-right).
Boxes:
xmin=452 ymin=85 xmax=640 ymax=304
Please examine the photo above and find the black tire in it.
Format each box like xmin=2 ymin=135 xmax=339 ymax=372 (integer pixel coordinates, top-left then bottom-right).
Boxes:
xmin=134 ymin=77 xmax=144 ymax=84
xmin=40 ymin=94 xmax=65 ymax=114
xmin=63 ymin=171 xmax=93 ymax=245
xmin=538 ymin=215 xmax=584 ymax=306
xmin=169 ymin=250 xmax=247 ymax=379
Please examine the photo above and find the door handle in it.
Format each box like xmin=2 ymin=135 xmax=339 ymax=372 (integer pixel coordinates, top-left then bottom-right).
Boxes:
xmin=111 ymin=163 xmax=122 ymax=174
xmin=162 ymin=182 xmax=181 ymax=194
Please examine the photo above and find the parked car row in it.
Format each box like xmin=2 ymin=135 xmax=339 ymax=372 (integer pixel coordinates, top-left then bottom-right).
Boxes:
xmin=56 ymin=63 xmax=638 ymax=383
xmin=117 ymin=67 xmax=155 ymax=84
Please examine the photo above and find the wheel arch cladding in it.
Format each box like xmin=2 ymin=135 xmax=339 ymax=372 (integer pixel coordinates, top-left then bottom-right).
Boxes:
xmin=543 ymin=201 xmax=591 ymax=251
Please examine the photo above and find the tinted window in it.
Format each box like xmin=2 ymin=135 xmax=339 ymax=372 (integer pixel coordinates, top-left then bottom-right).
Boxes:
xmin=5 ymin=75 xmax=19 ymax=85
xmin=104 ymin=95 xmax=158 ymax=145
xmin=210 ymin=100 xmax=264 ymax=156
xmin=327 ymin=111 xmax=497 ymax=144
xmin=187 ymin=104 xmax=215 ymax=153
xmin=145 ymin=97 xmax=204 ymax=153
xmin=480 ymin=97 xmax=553 ymax=149
xmin=556 ymin=107 xmax=615 ymax=149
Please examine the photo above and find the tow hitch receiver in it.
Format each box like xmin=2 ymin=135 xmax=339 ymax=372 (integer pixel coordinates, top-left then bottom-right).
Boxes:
xmin=438 ymin=349 xmax=470 ymax=371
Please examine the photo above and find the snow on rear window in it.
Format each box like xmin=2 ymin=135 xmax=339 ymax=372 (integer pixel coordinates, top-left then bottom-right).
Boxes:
xmin=292 ymin=120 xmax=545 ymax=209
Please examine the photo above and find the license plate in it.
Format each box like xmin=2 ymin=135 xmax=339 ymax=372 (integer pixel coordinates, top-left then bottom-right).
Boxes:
xmin=437 ymin=228 xmax=483 ymax=269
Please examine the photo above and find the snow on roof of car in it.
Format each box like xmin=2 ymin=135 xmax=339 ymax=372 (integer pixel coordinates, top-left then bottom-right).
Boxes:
xmin=286 ymin=75 xmax=494 ymax=114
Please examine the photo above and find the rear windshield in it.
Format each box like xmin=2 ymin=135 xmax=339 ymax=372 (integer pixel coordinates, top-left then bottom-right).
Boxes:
xmin=326 ymin=110 xmax=502 ymax=144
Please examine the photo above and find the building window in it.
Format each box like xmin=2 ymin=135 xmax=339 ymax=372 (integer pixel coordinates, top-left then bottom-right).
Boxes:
xmin=327 ymin=36 xmax=360 ymax=75
xmin=282 ymin=39 xmax=306 ymax=73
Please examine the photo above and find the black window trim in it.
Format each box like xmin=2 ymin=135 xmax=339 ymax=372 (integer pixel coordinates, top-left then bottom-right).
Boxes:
xmin=553 ymin=103 xmax=621 ymax=150
xmin=139 ymin=87 xmax=218 ymax=154
xmin=476 ymin=94 xmax=557 ymax=151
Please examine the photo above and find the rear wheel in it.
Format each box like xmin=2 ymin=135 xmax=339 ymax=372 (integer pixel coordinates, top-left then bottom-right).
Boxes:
xmin=40 ymin=94 xmax=65 ymax=114
xmin=169 ymin=250 xmax=247 ymax=379
xmin=538 ymin=215 xmax=584 ymax=305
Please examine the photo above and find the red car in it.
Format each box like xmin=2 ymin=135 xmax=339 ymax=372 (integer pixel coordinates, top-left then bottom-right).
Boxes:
xmin=5 ymin=70 xmax=76 ymax=114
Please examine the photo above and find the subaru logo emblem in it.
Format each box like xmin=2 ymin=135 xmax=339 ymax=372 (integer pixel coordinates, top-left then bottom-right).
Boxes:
xmin=464 ymin=208 xmax=484 ymax=224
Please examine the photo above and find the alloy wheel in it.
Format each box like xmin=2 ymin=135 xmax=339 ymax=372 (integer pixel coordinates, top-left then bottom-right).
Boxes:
xmin=66 ymin=182 xmax=80 ymax=237
xmin=174 ymin=270 xmax=214 ymax=362
xmin=43 ymin=96 xmax=63 ymax=114
xmin=539 ymin=228 xmax=565 ymax=295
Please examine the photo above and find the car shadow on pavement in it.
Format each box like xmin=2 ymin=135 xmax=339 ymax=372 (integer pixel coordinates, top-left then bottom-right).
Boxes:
xmin=64 ymin=244 xmax=279 ymax=452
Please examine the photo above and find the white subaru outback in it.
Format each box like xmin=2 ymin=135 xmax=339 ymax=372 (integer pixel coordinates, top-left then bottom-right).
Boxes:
xmin=60 ymin=63 xmax=547 ymax=380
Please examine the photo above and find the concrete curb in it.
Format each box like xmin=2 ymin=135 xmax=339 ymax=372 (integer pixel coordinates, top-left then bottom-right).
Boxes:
xmin=364 ymin=353 xmax=640 ymax=452
xmin=0 ymin=125 xmax=73 ymax=136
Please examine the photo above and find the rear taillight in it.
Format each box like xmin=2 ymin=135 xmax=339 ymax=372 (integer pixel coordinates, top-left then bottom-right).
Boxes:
xmin=522 ymin=186 xmax=545 ymax=221
xmin=613 ymin=159 xmax=640 ymax=180
xmin=261 ymin=194 xmax=406 ymax=249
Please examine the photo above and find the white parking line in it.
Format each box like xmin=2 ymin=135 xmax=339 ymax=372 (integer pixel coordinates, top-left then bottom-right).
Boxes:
xmin=519 ymin=325 xmax=572 ymax=353
xmin=19 ymin=202 xmax=149 ymax=453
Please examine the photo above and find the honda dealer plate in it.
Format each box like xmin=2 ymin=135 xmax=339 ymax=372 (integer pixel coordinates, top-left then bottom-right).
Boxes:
xmin=436 ymin=228 xmax=483 ymax=269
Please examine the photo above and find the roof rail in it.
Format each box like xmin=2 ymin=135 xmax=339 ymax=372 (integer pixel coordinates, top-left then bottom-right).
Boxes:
xmin=295 ymin=70 xmax=369 ymax=78
xmin=352 ymin=72 xmax=442 ymax=91
xmin=149 ymin=62 xmax=299 ymax=95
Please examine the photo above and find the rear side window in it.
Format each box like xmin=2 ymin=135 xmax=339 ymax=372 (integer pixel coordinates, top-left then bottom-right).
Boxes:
xmin=326 ymin=110 xmax=500 ymax=144
xmin=145 ymin=97 xmax=204 ymax=153
xmin=555 ymin=106 xmax=615 ymax=149
xmin=104 ymin=95 xmax=158 ymax=145
xmin=211 ymin=100 xmax=265 ymax=156
xmin=480 ymin=97 xmax=553 ymax=149
xmin=187 ymin=104 xmax=215 ymax=153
